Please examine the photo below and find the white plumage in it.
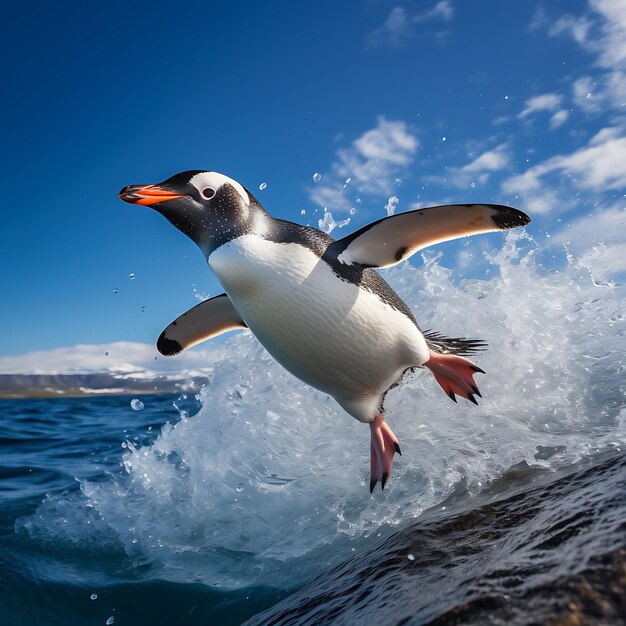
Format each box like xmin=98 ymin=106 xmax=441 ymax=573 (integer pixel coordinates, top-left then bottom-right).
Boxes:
xmin=209 ymin=235 xmax=429 ymax=423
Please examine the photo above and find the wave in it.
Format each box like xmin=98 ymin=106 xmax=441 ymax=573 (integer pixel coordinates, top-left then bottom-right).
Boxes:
xmin=17 ymin=233 xmax=625 ymax=590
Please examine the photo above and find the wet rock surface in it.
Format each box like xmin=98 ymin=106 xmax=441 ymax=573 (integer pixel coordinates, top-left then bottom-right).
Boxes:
xmin=246 ymin=454 xmax=626 ymax=626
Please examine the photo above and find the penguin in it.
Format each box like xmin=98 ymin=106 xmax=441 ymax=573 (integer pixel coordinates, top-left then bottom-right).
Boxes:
xmin=120 ymin=170 xmax=531 ymax=492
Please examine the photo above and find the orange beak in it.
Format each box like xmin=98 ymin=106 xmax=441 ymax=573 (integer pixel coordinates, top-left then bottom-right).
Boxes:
xmin=119 ymin=184 xmax=185 ymax=206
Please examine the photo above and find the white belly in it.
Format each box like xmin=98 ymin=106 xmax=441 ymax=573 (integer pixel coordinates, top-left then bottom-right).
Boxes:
xmin=208 ymin=235 xmax=428 ymax=420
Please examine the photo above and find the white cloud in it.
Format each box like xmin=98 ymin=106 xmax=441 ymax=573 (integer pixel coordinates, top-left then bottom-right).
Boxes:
xmin=464 ymin=146 xmax=510 ymax=172
xmin=553 ymin=205 xmax=626 ymax=278
xmin=502 ymin=126 xmax=626 ymax=213
xmin=554 ymin=204 xmax=625 ymax=249
xmin=529 ymin=5 xmax=549 ymax=31
xmin=519 ymin=93 xmax=562 ymax=118
xmin=573 ymin=76 xmax=601 ymax=111
xmin=439 ymin=144 xmax=511 ymax=189
xmin=539 ymin=1 xmax=626 ymax=67
xmin=543 ymin=1 xmax=626 ymax=113
xmin=549 ymin=14 xmax=592 ymax=44
xmin=549 ymin=109 xmax=569 ymax=129
xmin=604 ymin=70 xmax=626 ymax=107
xmin=588 ymin=0 xmax=626 ymax=68
xmin=414 ymin=0 xmax=454 ymax=23
xmin=367 ymin=7 xmax=412 ymax=49
xmin=310 ymin=117 xmax=419 ymax=210
xmin=0 ymin=341 xmax=225 ymax=375
xmin=350 ymin=119 xmax=418 ymax=167
xmin=368 ymin=1 xmax=453 ymax=48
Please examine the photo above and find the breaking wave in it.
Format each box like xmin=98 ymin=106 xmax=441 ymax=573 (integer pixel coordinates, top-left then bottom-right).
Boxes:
xmin=18 ymin=233 xmax=625 ymax=589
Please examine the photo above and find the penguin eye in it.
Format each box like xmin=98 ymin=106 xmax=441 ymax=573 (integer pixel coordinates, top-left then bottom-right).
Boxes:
xmin=201 ymin=187 xmax=216 ymax=200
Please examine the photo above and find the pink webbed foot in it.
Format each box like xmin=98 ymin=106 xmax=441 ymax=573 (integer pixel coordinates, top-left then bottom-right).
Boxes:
xmin=369 ymin=414 xmax=401 ymax=493
xmin=424 ymin=349 xmax=485 ymax=404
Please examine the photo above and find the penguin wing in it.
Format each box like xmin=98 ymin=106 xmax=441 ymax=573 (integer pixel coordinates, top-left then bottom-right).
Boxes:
xmin=157 ymin=293 xmax=247 ymax=356
xmin=325 ymin=204 xmax=531 ymax=269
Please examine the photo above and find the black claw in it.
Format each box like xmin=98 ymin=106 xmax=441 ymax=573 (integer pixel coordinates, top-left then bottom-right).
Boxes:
xmin=370 ymin=479 xmax=377 ymax=494
xmin=381 ymin=472 xmax=389 ymax=490
xmin=448 ymin=391 xmax=458 ymax=403
xmin=394 ymin=442 xmax=402 ymax=455
xmin=467 ymin=394 xmax=479 ymax=405
xmin=475 ymin=388 xmax=482 ymax=398
xmin=471 ymin=365 xmax=486 ymax=374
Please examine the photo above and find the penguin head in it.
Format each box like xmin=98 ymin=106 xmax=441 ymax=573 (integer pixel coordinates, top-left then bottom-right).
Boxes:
xmin=120 ymin=170 xmax=265 ymax=254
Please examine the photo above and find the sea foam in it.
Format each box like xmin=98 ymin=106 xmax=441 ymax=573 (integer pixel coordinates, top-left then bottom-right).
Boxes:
xmin=20 ymin=234 xmax=625 ymax=589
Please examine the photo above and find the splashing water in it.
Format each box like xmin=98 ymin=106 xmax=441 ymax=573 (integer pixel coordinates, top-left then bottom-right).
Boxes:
xmin=312 ymin=173 xmax=321 ymax=183
xmin=19 ymin=234 xmax=625 ymax=590
xmin=130 ymin=399 xmax=144 ymax=411
xmin=318 ymin=210 xmax=351 ymax=234
xmin=385 ymin=195 xmax=399 ymax=216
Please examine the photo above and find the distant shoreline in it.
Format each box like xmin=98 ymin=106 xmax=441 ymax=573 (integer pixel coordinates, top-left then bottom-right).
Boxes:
xmin=0 ymin=388 xmax=179 ymax=400
xmin=0 ymin=373 xmax=209 ymax=400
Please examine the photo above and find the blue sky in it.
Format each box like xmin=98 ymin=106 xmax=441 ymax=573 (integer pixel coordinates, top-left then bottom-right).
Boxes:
xmin=2 ymin=0 xmax=624 ymax=364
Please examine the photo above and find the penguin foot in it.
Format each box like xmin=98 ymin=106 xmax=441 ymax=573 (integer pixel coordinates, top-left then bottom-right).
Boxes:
xmin=369 ymin=414 xmax=400 ymax=493
xmin=424 ymin=349 xmax=484 ymax=405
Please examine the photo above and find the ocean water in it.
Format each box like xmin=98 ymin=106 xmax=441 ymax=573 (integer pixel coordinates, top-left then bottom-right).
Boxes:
xmin=1 ymin=234 xmax=624 ymax=625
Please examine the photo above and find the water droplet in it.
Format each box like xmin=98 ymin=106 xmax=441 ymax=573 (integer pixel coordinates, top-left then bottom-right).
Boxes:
xmin=504 ymin=95 xmax=509 ymax=100
xmin=349 ymin=208 xmax=356 ymax=215
xmin=140 ymin=306 xmax=146 ymax=313
xmin=112 ymin=288 xmax=119 ymax=294
xmin=318 ymin=211 xmax=335 ymax=234
xmin=356 ymin=198 xmax=362 ymax=204
xmin=128 ymin=273 xmax=135 ymax=280
xmin=259 ymin=182 xmax=267 ymax=190
xmin=106 ymin=617 xmax=115 ymax=625
xmin=442 ymin=136 xmax=447 ymax=142
xmin=236 ymin=483 xmax=245 ymax=492
xmin=394 ymin=178 xmax=402 ymax=185
xmin=90 ymin=593 xmax=98 ymax=600
xmin=300 ymin=209 xmax=306 ymax=215
xmin=470 ymin=181 xmax=476 ymax=188
xmin=312 ymin=173 xmax=321 ymax=183
xmin=344 ymin=177 xmax=351 ymax=184
xmin=385 ymin=196 xmax=399 ymax=217
xmin=130 ymin=399 xmax=144 ymax=411
xmin=173 ymin=393 xmax=203 ymax=418
xmin=407 ymin=553 xmax=415 ymax=561
xmin=104 ymin=352 xmax=109 ymax=357
xmin=586 ymin=92 xmax=592 ymax=99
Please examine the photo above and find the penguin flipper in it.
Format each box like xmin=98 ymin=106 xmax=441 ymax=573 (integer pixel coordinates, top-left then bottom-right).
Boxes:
xmin=157 ymin=293 xmax=247 ymax=356
xmin=325 ymin=204 xmax=530 ymax=269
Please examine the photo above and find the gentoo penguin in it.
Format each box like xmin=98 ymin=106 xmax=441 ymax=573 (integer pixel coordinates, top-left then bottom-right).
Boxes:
xmin=120 ymin=171 xmax=530 ymax=492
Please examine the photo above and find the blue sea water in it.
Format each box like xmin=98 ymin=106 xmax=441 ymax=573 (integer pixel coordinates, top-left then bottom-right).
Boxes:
xmin=1 ymin=236 xmax=624 ymax=624
xmin=0 ymin=395 xmax=290 ymax=625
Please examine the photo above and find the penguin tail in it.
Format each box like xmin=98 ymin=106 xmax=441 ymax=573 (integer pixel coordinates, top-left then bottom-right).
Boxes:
xmin=424 ymin=349 xmax=485 ymax=405
xmin=423 ymin=330 xmax=487 ymax=357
